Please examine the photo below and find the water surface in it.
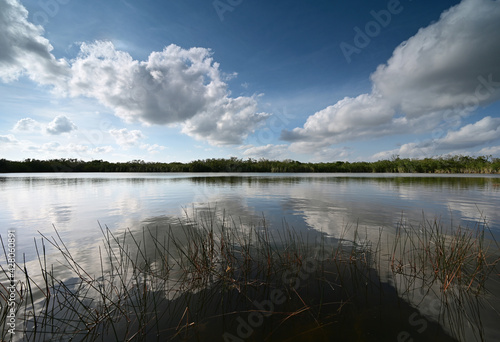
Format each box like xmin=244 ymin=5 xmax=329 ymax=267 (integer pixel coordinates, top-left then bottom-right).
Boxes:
xmin=1 ymin=173 xmax=499 ymax=261
xmin=1 ymin=173 xmax=500 ymax=341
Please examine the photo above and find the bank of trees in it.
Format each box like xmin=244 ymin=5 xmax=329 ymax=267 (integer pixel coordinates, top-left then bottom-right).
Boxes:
xmin=0 ymin=155 xmax=499 ymax=173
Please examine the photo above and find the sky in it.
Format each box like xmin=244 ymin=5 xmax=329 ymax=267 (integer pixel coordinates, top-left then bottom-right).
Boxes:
xmin=0 ymin=0 xmax=499 ymax=163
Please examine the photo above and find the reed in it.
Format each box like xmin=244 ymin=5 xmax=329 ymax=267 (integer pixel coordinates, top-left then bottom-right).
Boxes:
xmin=1 ymin=209 xmax=498 ymax=341
xmin=389 ymin=216 xmax=499 ymax=294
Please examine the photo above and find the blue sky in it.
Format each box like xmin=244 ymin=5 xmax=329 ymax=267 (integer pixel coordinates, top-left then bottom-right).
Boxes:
xmin=1 ymin=0 xmax=499 ymax=162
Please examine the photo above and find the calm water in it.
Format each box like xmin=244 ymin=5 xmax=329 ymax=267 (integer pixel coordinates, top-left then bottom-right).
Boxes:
xmin=1 ymin=172 xmax=499 ymax=262
xmin=1 ymin=173 xmax=500 ymax=341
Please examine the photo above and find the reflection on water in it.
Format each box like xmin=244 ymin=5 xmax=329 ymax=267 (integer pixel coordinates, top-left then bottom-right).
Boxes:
xmin=3 ymin=207 xmax=498 ymax=341
xmin=1 ymin=173 xmax=499 ymax=262
xmin=0 ymin=174 xmax=500 ymax=341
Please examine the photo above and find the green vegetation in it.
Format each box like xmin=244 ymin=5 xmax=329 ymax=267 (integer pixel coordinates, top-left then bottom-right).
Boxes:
xmin=1 ymin=211 xmax=499 ymax=341
xmin=1 ymin=155 xmax=499 ymax=173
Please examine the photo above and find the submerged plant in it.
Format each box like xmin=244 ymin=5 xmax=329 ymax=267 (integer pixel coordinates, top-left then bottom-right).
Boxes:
xmin=0 ymin=210 xmax=498 ymax=341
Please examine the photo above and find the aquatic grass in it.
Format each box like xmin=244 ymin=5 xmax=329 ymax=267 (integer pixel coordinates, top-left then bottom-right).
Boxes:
xmin=0 ymin=212 xmax=359 ymax=340
xmin=389 ymin=215 xmax=500 ymax=295
xmin=0 ymin=209 xmax=499 ymax=341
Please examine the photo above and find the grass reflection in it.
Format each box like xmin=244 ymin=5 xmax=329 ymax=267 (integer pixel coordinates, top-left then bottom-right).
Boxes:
xmin=1 ymin=210 xmax=499 ymax=341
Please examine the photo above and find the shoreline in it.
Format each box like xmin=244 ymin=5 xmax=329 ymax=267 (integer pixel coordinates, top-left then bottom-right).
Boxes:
xmin=1 ymin=155 xmax=499 ymax=174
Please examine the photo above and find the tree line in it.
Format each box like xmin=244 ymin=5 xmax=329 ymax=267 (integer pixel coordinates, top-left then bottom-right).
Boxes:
xmin=0 ymin=155 xmax=499 ymax=174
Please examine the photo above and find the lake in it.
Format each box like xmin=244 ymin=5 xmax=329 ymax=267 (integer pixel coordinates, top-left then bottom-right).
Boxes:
xmin=1 ymin=173 xmax=499 ymax=262
xmin=1 ymin=173 xmax=500 ymax=341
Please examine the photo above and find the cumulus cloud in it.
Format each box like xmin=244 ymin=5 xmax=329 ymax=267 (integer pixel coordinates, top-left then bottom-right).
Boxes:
xmin=372 ymin=142 xmax=435 ymax=161
xmin=182 ymin=95 xmax=269 ymax=145
xmin=0 ymin=0 xmax=68 ymax=85
xmin=27 ymin=141 xmax=114 ymax=155
xmin=26 ymin=141 xmax=59 ymax=152
xmin=437 ymin=117 xmax=500 ymax=149
xmin=0 ymin=1 xmax=268 ymax=146
xmin=282 ymin=94 xmax=395 ymax=150
xmin=46 ymin=115 xmax=77 ymax=135
xmin=479 ymin=145 xmax=500 ymax=156
xmin=140 ymin=143 xmax=166 ymax=153
xmin=308 ymin=147 xmax=352 ymax=162
xmin=372 ymin=116 xmax=500 ymax=160
xmin=15 ymin=116 xmax=78 ymax=136
xmin=0 ymin=134 xmax=18 ymax=144
xmin=13 ymin=118 xmax=41 ymax=132
xmin=371 ymin=0 xmax=500 ymax=117
xmin=69 ymin=42 xmax=216 ymax=125
xmin=242 ymin=144 xmax=289 ymax=160
xmin=61 ymin=143 xmax=88 ymax=154
xmin=282 ymin=0 xmax=500 ymax=152
xmin=92 ymin=146 xmax=114 ymax=154
xmin=68 ymin=41 xmax=268 ymax=144
xmin=109 ymin=128 xmax=145 ymax=147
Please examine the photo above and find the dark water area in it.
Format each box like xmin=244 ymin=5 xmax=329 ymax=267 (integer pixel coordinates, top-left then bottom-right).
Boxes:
xmin=152 ymin=262 xmax=459 ymax=342
xmin=25 ymin=254 xmax=461 ymax=342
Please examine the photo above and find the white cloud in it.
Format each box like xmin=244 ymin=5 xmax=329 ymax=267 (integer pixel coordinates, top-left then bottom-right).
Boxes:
xmin=282 ymin=94 xmax=395 ymax=150
xmin=3 ymin=0 xmax=499 ymax=157
xmin=26 ymin=141 xmax=114 ymax=156
xmin=64 ymin=143 xmax=89 ymax=154
xmin=437 ymin=116 xmax=500 ymax=149
xmin=282 ymin=0 xmax=500 ymax=153
xmin=109 ymin=128 xmax=145 ymax=147
xmin=182 ymin=95 xmax=269 ymax=145
xmin=0 ymin=0 xmax=68 ymax=86
xmin=372 ymin=142 xmax=435 ymax=161
xmin=39 ymin=141 xmax=60 ymax=151
xmin=308 ymin=147 xmax=351 ymax=162
xmin=242 ymin=144 xmax=289 ymax=160
xmin=69 ymin=41 xmax=268 ymax=145
xmin=140 ymin=143 xmax=166 ymax=154
xmin=14 ymin=116 xmax=79 ymax=136
xmin=479 ymin=146 xmax=500 ymax=156
xmin=0 ymin=1 xmax=268 ymax=146
xmin=13 ymin=118 xmax=41 ymax=132
xmin=371 ymin=0 xmax=500 ymax=117
xmin=372 ymin=117 xmax=500 ymax=160
xmin=0 ymin=134 xmax=18 ymax=144
xmin=46 ymin=115 xmax=77 ymax=135
xmin=91 ymin=146 xmax=114 ymax=154
xmin=69 ymin=41 xmax=212 ymax=125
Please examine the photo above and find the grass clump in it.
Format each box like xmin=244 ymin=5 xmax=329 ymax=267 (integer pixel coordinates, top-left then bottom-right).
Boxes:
xmin=389 ymin=216 xmax=500 ymax=294
xmin=0 ymin=209 xmax=499 ymax=341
